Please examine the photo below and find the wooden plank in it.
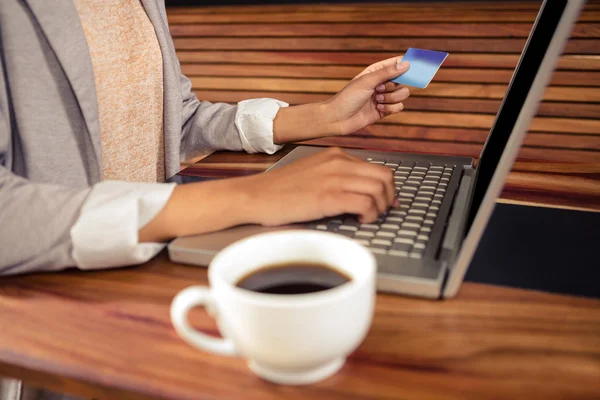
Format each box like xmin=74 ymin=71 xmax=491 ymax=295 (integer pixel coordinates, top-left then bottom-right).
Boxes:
xmin=182 ymin=64 xmax=600 ymax=87
xmin=177 ymin=52 xmax=600 ymax=70
xmin=380 ymin=111 xmax=600 ymax=135
xmin=189 ymin=77 xmax=600 ymax=103
xmin=191 ymin=89 xmax=600 ymax=119
xmin=173 ymin=37 xmax=597 ymax=55
xmin=167 ymin=2 xmax=600 ymax=15
xmin=167 ymin=10 xmax=600 ymax=24
xmin=298 ymin=136 xmax=600 ymax=163
xmin=169 ymin=22 xmax=600 ymax=39
xmin=354 ymin=125 xmax=600 ymax=151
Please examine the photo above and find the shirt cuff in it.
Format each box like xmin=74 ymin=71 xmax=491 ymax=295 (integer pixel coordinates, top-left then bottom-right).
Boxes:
xmin=235 ymin=98 xmax=289 ymax=154
xmin=70 ymin=180 xmax=176 ymax=269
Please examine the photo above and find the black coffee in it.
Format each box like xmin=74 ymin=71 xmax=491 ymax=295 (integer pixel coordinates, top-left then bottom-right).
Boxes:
xmin=236 ymin=262 xmax=351 ymax=295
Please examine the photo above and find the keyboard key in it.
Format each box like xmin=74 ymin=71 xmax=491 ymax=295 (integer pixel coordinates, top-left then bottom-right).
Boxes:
xmin=417 ymin=234 xmax=429 ymax=241
xmin=421 ymin=227 xmax=432 ymax=233
xmin=432 ymin=199 xmax=442 ymax=205
xmin=316 ymin=224 xmax=327 ymax=230
xmin=386 ymin=163 xmax=399 ymax=168
xmin=429 ymin=205 xmax=440 ymax=211
xmin=423 ymin=219 xmax=435 ymax=227
xmin=427 ymin=170 xmax=442 ymax=176
xmin=360 ymin=224 xmax=379 ymax=230
xmin=409 ymin=252 xmax=423 ymax=259
xmin=376 ymin=231 xmax=395 ymax=238
xmin=389 ymin=210 xmax=407 ymax=216
xmin=371 ymin=247 xmax=387 ymax=254
xmin=372 ymin=239 xmax=392 ymax=247
xmin=370 ymin=161 xmax=385 ymax=165
xmin=429 ymin=166 xmax=444 ymax=171
xmin=388 ymin=250 xmax=409 ymax=257
xmin=414 ymin=242 xmax=426 ymax=249
xmin=381 ymin=223 xmax=401 ymax=230
xmin=439 ymin=182 xmax=448 ymax=188
xmin=356 ymin=231 xmax=375 ymax=238
xmin=420 ymin=185 xmax=436 ymax=191
xmin=394 ymin=237 xmax=415 ymax=245
xmin=354 ymin=239 xmax=371 ymax=246
xmin=399 ymin=192 xmax=415 ymax=199
xmin=406 ymin=215 xmax=424 ymax=222
xmin=402 ymin=222 xmax=421 ymax=229
xmin=422 ymin=180 xmax=438 ymax=185
xmin=418 ymin=191 xmax=435 ymax=196
xmin=339 ymin=225 xmax=358 ymax=232
xmin=408 ymin=209 xmax=426 ymax=215
xmin=411 ymin=171 xmax=426 ymax=176
xmin=385 ymin=217 xmax=404 ymax=223
xmin=397 ymin=229 xmax=417 ymax=237
xmin=415 ymin=196 xmax=433 ymax=202
xmin=402 ymin=186 xmax=418 ymax=192
xmin=414 ymin=166 xmax=428 ymax=172
xmin=400 ymin=204 xmax=410 ymax=209
xmin=426 ymin=212 xmax=437 ymax=218
xmin=440 ymin=177 xmax=450 ymax=182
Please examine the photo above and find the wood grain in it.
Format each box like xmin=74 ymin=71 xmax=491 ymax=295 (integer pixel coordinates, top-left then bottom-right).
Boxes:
xmin=169 ymin=0 xmax=600 ymax=211
xmin=173 ymin=37 xmax=597 ymax=54
xmin=176 ymin=51 xmax=600 ymax=70
xmin=192 ymin=90 xmax=600 ymax=119
xmin=169 ymin=22 xmax=600 ymax=39
xmin=181 ymin=64 xmax=600 ymax=86
xmin=1 ymin=254 xmax=599 ymax=400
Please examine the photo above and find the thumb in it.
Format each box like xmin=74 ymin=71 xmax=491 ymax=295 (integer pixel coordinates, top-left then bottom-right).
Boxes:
xmin=354 ymin=60 xmax=410 ymax=90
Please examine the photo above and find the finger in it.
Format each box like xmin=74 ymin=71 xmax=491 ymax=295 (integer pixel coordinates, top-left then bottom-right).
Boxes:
xmin=353 ymin=56 xmax=403 ymax=80
xmin=377 ymin=102 xmax=405 ymax=114
xmin=334 ymin=176 xmax=389 ymax=215
xmin=326 ymin=192 xmax=380 ymax=223
xmin=354 ymin=60 xmax=410 ymax=91
xmin=375 ymin=81 xmax=404 ymax=93
xmin=375 ymin=87 xmax=410 ymax=104
xmin=318 ymin=148 xmax=395 ymax=205
xmin=341 ymin=161 xmax=395 ymax=206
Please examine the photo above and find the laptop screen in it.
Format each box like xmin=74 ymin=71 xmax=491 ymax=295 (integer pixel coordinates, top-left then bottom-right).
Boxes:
xmin=466 ymin=0 xmax=568 ymax=230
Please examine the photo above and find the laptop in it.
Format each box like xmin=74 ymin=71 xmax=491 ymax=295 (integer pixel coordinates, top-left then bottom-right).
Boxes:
xmin=168 ymin=0 xmax=586 ymax=299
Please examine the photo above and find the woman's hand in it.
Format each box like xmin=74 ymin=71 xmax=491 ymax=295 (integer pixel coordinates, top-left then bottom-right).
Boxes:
xmin=273 ymin=57 xmax=410 ymax=143
xmin=139 ymin=148 xmax=395 ymax=243
xmin=238 ymin=147 xmax=396 ymax=226
xmin=325 ymin=57 xmax=411 ymax=136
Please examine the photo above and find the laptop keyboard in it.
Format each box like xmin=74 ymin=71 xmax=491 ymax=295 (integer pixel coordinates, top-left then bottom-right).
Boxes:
xmin=307 ymin=158 xmax=455 ymax=260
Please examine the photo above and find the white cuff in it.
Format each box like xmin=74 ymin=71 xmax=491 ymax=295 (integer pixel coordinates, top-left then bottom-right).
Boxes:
xmin=235 ymin=98 xmax=289 ymax=154
xmin=70 ymin=181 xmax=176 ymax=269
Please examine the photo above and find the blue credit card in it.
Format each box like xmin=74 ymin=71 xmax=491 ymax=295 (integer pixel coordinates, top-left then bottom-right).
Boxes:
xmin=391 ymin=48 xmax=449 ymax=88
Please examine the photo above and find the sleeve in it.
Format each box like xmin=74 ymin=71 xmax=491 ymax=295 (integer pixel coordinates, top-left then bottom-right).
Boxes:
xmin=0 ymin=108 xmax=176 ymax=275
xmin=178 ymin=73 xmax=288 ymax=160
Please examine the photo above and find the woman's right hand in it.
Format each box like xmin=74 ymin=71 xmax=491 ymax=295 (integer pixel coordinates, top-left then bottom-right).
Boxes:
xmin=236 ymin=147 xmax=396 ymax=226
xmin=139 ymin=147 xmax=396 ymax=243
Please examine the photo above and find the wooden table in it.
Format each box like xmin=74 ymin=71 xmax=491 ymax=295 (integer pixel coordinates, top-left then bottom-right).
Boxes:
xmin=2 ymin=149 xmax=600 ymax=400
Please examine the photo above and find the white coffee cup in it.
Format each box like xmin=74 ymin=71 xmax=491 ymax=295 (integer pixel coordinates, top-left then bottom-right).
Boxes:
xmin=170 ymin=229 xmax=376 ymax=385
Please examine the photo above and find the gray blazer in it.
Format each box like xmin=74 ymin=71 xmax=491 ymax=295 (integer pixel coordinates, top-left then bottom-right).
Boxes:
xmin=0 ymin=0 xmax=244 ymax=276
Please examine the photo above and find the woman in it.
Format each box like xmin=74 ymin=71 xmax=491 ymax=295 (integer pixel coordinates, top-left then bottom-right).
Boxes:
xmin=0 ymin=1 xmax=411 ymax=397
xmin=0 ymin=0 xmax=410 ymax=277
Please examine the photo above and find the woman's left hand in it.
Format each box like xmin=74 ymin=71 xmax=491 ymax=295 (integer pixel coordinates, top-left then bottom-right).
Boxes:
xmin=324 ymin=57 xmax=411 ymax=136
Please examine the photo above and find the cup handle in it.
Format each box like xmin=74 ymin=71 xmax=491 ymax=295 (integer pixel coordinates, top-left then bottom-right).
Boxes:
xmin=170 ymin=286 xmax=237 ymax=356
